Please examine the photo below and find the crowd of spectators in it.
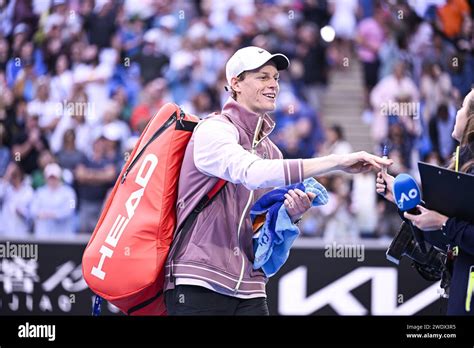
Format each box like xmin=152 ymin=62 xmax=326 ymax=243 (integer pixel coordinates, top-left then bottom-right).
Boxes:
xmin=0 ymin=0 xmax=472 ymax=241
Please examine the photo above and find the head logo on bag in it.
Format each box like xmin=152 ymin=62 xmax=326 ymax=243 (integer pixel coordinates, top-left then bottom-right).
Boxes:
xmin=91 ymin=154 xmax=158 ymax=280
xmin=82 ymin=103 xmax=199 ymax=315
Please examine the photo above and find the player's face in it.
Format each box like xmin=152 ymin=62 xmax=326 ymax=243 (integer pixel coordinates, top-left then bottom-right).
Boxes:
xmin=233 ymin=62 xmax=280 ymax=114
xmin=452 ymin=90 xmax=473 ymax=142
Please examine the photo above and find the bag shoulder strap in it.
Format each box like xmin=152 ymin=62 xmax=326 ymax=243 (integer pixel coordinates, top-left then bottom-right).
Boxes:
xmin=170 ymin=179 xmax=227 ymax=267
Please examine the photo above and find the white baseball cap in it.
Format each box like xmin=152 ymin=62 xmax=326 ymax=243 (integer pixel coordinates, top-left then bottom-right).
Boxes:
xmin=44 ymin=163 xmax=62 ymax=179
xmin=225 ymin=46 xmax=290 ymax=87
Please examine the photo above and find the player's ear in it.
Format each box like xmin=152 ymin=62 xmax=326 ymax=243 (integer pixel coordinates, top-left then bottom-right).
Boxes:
xmin=231 ymin=76 xmax=242 ymax=94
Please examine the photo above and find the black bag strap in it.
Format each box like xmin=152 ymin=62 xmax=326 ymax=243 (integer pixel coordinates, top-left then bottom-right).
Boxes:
xmin=170 ymin=179 xmax=227 ymax=264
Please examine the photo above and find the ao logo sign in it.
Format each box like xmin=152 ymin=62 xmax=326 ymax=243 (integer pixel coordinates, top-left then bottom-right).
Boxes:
xmin=397 ymin=188 xmax=418 ymax=209
xmin=91 ymin=154 xmax=158 ymax=280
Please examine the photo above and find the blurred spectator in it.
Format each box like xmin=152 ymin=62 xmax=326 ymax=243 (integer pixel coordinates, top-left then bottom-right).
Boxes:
xmin=134 ymin=31 xmax=170 ymax=85
xmin=152 ymin=15 xmax=181 ymax=58
xmin=69 ymin=40 xmax=85 ymax=69
xmin=111 ymin=86 xmax=133 ymax=122
xmin=385 ymin=124 xmax=415 ymax=172
xmin=355 ymin=3 xmax=387 ymax=110
xmin=43 ymin=0 xmax=82 ymax=42
xmin=370 ymin=61 xmax=421 ymax=145
xmin=30 ymin=163 xmax=76 ymax=238
xmin=102 ymin=128 xmax=125 ymax=172
xmin=426 ymin=32 xmax=457 ymax=72
xmin=130 ymin=78 xmax=168 ymax=133
xmin=302 ymin=0 xmax=330 ymax=28
xmin=322 ymin=176 xmax=359 ymax=242
xmin=436 ymin=0 xmax=471 ymax=39
xmin=3 ymin=96 xmax=27 ymax=148
xmin=296 ymin=22 xmax=328 ymax=113
xmin=428 ymin=103 xmax=457 ymax=163
xmin=376 ymin=197 xmax=401 ymax=239
xmin=320 ymin=125 xmax=353 ymax=156
xmin=50 ymin=86 xmax=95 ymax=156
xmin=378 ymin=29 xmax=411 ymax=81
xmin=82 ymin=0 xmax=118 ymax=50
xmin=119 ymin=15 xmax=144 ymax=59
xmin=0 ymin=162 xmax=33 ymax=238
xmin=328 ymin=0 xmax=358 ymax=62
xmin=12 ymin=56 xmax=38 ymax=101
xmin=55 ymin=128 xmax=86 ymax=181
xmin=10 ymin=23 xmax=29 ymax=57
xmin=420 ymin=62 xmax=452 ymax=124
xmin=50 ymin=54 xmax=74 ymax=102
xmin=454 ymin=6 xmax=473 ymax=53
xmin=406 ymin=11 xmax=434 ymax=83
xmin=108 ymin=37 xmax=142 ymax=110
xmin=7 ymin=40 xmax=45 ymax=89
xmin=164 ymin=37 xmax=198 ymax=105
xmin=329 ymin=0 xmax=358 ymax=40
xmin=72 ymin=44 xmax=114 ymax=121
xmin=30 ymin=149 xmax=55 ymax=189
xmin=351 ymin=171 xmax=377 ymax=238
xmin=189 ymin=90 xmax=214 ymax=118
xmin=11 ymin=0 xmax=38 ymax=33
xmin=96 ymin=100 xmax=131 ymax=151
xmin=299 ymin=206 xmax=326 ymax=237
xmin=75 ymin=136 xmax=116 ymax=233
xmin=27 ymin=76 xmax=61 ymax=135
xmin=11 ymin=113 xmax=48 ymax=175
xmin=447 ymin=51 xmax=474 ymax=98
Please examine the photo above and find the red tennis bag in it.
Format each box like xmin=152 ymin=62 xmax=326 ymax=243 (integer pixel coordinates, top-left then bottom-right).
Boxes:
xmin=82 ymin=103 xmax=223 ymax=315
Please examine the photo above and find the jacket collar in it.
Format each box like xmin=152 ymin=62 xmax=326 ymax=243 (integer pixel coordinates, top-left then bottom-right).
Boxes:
xmin=222 ymin=97 xmax=275 ymax=140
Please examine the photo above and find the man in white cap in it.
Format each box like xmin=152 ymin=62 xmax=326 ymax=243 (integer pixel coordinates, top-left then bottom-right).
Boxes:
xmin=30 ymin=163 xmax=77 ymax=238
xmin=164 ymin=46 xmax=392 ymax=315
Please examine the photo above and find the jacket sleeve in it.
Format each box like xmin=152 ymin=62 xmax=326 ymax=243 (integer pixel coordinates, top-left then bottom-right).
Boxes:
xmin=193 ymin=118 xmax=304 ymax=190
xmin=443 ymin=217 xmax=474 ymax=256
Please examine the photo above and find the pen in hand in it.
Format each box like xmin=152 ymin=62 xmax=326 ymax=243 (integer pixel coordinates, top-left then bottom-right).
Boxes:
xmin=382 ymin=145 xmax=388 ymax=195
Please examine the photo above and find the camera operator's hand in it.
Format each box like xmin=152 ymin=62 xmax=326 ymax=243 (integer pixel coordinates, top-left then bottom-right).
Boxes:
xmin=376 ymin=171 xmax=395 ymax=203
xmin=404 ymin=205 xmax=449 ymax=231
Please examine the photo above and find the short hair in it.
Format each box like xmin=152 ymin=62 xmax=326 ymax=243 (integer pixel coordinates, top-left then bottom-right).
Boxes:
xmin=231 ymin=72 xmax=247 ymax=100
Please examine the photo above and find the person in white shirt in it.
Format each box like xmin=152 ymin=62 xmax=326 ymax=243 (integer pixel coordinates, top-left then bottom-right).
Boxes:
xmin=0 ymin=162 xmax=34 ymax=239
xmin=27 ymin=76 xmax=62 ymax=136
xmin=30 ymin=163 xmax=77 ymax=239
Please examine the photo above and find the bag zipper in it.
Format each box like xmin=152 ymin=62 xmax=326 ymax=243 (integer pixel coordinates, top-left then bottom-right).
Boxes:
xmin=121 ymin=110 xmax=180 ymax=184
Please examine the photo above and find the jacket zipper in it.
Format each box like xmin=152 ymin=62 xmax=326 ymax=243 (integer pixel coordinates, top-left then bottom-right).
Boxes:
xmin=121 ymin=110 xmax=179 ymax=184
xmin=234 ymin=116 xmax=265 ymax=292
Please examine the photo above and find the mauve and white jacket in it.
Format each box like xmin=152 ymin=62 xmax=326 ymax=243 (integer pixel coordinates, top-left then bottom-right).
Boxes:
xmin=164 ymin=98 xmax=304 ymax=298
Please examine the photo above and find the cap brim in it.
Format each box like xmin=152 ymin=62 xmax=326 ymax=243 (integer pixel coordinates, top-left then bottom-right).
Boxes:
xmin=269 ymin=54 xmax=290 ymax=71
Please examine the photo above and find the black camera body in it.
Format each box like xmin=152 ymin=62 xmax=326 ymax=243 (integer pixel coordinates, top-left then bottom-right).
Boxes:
xmin=386 ymin=221 xmax=451 ymax=293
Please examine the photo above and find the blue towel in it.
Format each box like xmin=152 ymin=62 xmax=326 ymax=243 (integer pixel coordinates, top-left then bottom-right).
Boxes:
xmin=250 ymin=178 xmax=328 ymax=277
